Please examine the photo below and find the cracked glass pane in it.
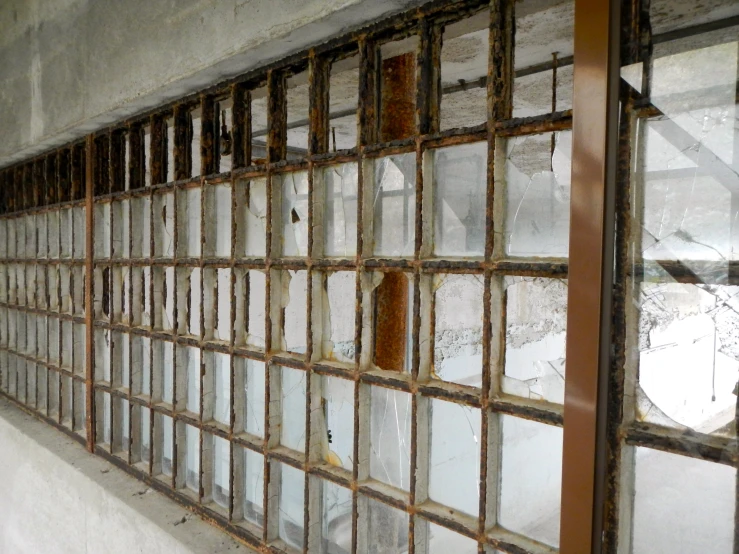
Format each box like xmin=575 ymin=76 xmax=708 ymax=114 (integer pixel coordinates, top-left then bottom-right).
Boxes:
xmin=235 ymin=177 xmax=268 ymax=257
xmin=432 ymin=142 xmax=486 ymax=257
xmin=323 ymin=163 xmax=358 ymax=257
xmin=425 ymin=521 xmax=478 ymax=554
xmin=153 ymin=192 xmax=175 ymax=258
xmin=243 ymin=448 xmax=264 ymax=528
xmin=243 ymin=358 xmax=265 ymax=438
xmin=502 ymin=130 xmax=572 ymax=257
xmin=637 ymin=282 xmax=739 ymax=436
xmin=366 ymin=496 xmax=408 ymax=554
xmin=373 ymin=154 xmax=416 ymax=257
xmin=429 ymin=399 xmax=480 ymax=516
xmin=280 ymin=366 xmax=307 ymax=452
xmin=632 ymin=447 xmax=736 ymax=554
xmin=499 ymin=415 xmax=562 ymax=548
xmin=440 ymin=13 xmax=489 ymax=131
xmin=282 ymin=270 xmax=308 ymax=354
xmin=320 ymin=376 xmax=354 ymax=471
xmin=323 ymin=271 xmax=356 ymax=363
xmin=319 ymin=478 xmax=352 ymax=554
xmin=369 ymin=386 xmax=411 ymax=491
xmin=206 ymin=352 xmax=230 ymax=426
xmin=433 ymin=274 xmax=484 ymax=387
xmin=279 ymin=462 xmax=306 ymax=550
xmin=281 ymin=171 xmax=310 ymax=256
xmin=503 ymin=277 xmax=567 ymax=404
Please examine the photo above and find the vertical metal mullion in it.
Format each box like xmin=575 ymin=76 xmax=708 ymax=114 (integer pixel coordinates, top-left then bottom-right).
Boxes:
xmin=85 ymin=135 xmax=96 ymax=452
xmin=201 ymin=95 xmax=216 ymax=178
xmin=560 ymin=0 xmax=621 ymax=552
xmin=483 ymin=1 xmax=514 ymax=549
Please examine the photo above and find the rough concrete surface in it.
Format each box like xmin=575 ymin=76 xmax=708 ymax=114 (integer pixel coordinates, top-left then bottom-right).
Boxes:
xmin=0 ymin=0 xmax=428 ymax=168
xmin=0 ymin=397 xmax=256 ymax=554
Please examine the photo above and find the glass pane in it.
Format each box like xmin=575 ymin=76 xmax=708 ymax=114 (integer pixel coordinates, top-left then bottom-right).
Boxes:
xmin=433 ymin=274 xmax=484 ymax=387
xmin=323 ymin=163 xmax=359 ymax=257
xmin=243 ymin=358 xmax=266 ymax=438
xmin=432 ymin=142 xmax=486 ymax=257
xmin=185 ymin=424 xmax=200 ymax=493
xmin=632 ymin=447 xmax=736 ymax=554
xmin=636 ymin=282 xmax=738 ymax=435
xmin=366 ymin=496 xmax=408 ymax=554
xmin=329 ymin=54 xmax=359 ymax=150
xmin=440 ymin=13 xmax=488 ymax=130
xmin=235 ymin=177 xmax=268 ymax=257
xmin=280 ymin=366 xmax=307 ymax=452
xmin=320 ymin=479 xmax=353 ymax=554
xmin=323 ymin=271 xmax=356 ymax=363
xmin=503 ymin=277 xmax=567 ymax=404
xmin=212 ymin=435 xmax=230 ymax=509
xmin=279 ymin=463 xmax=305 ymax=549
xmin=321 ymin=376 xmax=354 ymax=471
xmin=502 ymin=131 xmax=572 ymax=258
xmin=282 ymin=270 xmax=308 ymax=354
xmin=244 ymin=448 xmax=264 ymax=528
xmin=373 ymin=154 xmax=416 ymax=257
xmin=429 ymin=399 xmax=480 ymax=516
xmin=499 ymin=415 xmax=562 ymax=547
xmin=370 ymin=386 xmax=411 ymax=491
xmin=426 ymin=521 xmax=477 ymax=554
xmin=280 ymin=171 xmax=309 ymax=257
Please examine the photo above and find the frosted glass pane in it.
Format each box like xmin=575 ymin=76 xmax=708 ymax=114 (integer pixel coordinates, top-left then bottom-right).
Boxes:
xmin=280 ymin=366 xmax=307 ymax=452
xmin=281 ymin=171 xmax=309 ymax=256
xmin=323 ymin=163 xmax=358 ymax=257
xmin=279 ymin=463 xmax=305 ymax=549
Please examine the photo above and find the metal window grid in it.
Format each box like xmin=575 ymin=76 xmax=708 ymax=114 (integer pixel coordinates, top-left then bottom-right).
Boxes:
xmin=0 ymin=0 xmax=737 ymax=553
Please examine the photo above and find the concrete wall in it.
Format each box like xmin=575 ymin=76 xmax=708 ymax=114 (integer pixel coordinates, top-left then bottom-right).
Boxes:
xmin=0 ymin=397 xmax=256 ymax=554
xmin=0 ymin=0 xmax=427 ymax=168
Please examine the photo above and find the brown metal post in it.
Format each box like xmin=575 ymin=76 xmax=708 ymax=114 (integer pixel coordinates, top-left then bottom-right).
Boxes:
xmin=560 ymin=0 xmax=621 ymax=552
xmin=85 ymin=134 xmax=96 ymax=452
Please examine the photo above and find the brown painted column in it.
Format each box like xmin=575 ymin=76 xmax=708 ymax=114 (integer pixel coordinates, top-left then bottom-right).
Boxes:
xmin=373 ymin=52 xmax=415 ymax=372
xmin=559 ymin=0 xmax=621 ymax=552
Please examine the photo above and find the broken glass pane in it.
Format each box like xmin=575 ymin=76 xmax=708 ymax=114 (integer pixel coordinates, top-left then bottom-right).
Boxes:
xmin=503 ymin=277 xmax=567 ymax=404
xmin=281 ymin=270 xmax=308 ymax=354
xmin=372 ymin=272 xmax=414 ymax=373
xmin=153 ymin=192 xmax=175 ymax=258
xmin=429 ymin=399 xmax=480 ymax=516
xmin=323 ymin=271 xmax=356 ymax=363
xmin=440 ymin=12 xmax=488 ymax=131
xmin=286 ymin=69 xmax=310 ymax=157
xmin=323 ymin=163 xmax=359 ymax=257
xmin=320 ymin=376 xmax=354 ymax=471
xmin=373 ymin=154 xmax=416 ymax=257
xmin=369 ymin=386 xmax=411 ymax=491
xmin=235 ymin=178 xmax=267 ymax=257
xmin=250 ymin=87 xmax=269 ymax=165
xmin=433 ymin=274 xmax=484 ymax=387
xmin=281 ymin=171 xmax=310 ymax=256
xmin=319 ymin=478 xmax=353 ymax=554
xmin=637 ymin=282 xmax=739 ymax=436
xmin=502 ymin=131 xmax=572 ymax=258
xmin=432 ymin=142 xmax=486 ymax=257
xmin=279 ymin=463 xmax=306 ymax=550
xmin=499 ymin=415 xmax=562 ymax=548
xmin=513 ymin=0 xmax=574 ymax=118
xmin=632 ymin=446 xmax=736 ymax=554
xmin=365 ymin=496 xmax=408 ymax=554
xmin=280 ymin=365 xmax=307 ymax=453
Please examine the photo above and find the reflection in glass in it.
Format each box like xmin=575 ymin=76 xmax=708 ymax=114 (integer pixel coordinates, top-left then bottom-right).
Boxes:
xmin=370 ymin=387 xmax=411 ymax=491
xmin=373 ymin=154 xmax=416 ymax=257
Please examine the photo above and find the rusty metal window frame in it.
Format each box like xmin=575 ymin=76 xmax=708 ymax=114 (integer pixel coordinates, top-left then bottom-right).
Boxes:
xmin=2 ymin=0 xmax=568 ymax=551
xmin=8 ymin=0 xmax=737 ymax=553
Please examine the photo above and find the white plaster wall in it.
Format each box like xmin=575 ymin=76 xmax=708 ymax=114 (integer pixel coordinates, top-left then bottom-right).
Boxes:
xmin=0 ymin=397 xmax=255 ymax=554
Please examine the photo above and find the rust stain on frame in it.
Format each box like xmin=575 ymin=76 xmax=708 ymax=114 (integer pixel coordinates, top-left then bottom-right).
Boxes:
xmin=560 ymin=0 xmax=621 ymax=552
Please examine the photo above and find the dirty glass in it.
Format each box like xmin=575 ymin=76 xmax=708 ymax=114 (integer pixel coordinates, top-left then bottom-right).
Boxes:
xmin=373 ymin=154 xmax=416 ymax=257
